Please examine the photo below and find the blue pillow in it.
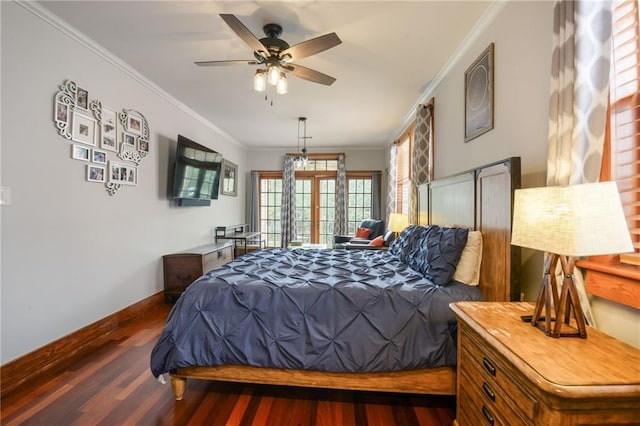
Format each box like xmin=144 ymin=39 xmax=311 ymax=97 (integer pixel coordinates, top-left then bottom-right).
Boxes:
xmin=389 ymin=225 xmax=429 ymax=264
xmin=410 ymin=226 xmax=469 ymax=286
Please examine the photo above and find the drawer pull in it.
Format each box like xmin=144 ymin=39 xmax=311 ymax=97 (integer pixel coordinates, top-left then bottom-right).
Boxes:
xmin=176 ymin=274 xmax=192 ymax=280
xmin=481 ymin=405 xmax=495 ymax=425
xmin=482 ymin=382 xmax=495 ymax=401
xmin=482 ymin=357 xmax=496 ymax=376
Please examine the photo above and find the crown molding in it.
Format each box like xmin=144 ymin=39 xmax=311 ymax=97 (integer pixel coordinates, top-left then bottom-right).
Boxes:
xmin=15 ymin=0 xmax=245 ymax=149
xmin=393 ymin=0 xmax=508 ymax=140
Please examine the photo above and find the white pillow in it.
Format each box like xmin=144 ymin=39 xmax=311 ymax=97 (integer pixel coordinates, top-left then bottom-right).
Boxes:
xmin=453 ymin=230 xmax=483 ymax=286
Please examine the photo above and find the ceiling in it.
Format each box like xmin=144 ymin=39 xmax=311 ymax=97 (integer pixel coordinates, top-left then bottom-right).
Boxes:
xmin=37 ymin=1 xmax=494 ymax=150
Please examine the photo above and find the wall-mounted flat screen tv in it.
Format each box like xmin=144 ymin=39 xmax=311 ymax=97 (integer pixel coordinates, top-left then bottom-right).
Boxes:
xmin=171 ymin=135 xmax=223 ymax=200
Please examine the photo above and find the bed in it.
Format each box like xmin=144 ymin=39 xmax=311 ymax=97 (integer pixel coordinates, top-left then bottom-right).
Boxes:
xmin=151 ymin=157 xmax=521 ymax=400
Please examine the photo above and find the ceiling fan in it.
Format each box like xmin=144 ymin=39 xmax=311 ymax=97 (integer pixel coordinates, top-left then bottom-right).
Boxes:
xmin=195 ymin=14 xmax=342 ymax=91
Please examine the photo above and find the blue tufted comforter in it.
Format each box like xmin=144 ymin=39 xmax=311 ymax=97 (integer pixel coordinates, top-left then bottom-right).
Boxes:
xmin=150 ymin=248 xmax=482 ymax=377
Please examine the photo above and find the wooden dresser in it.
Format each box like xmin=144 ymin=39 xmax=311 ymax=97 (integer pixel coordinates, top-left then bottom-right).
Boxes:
xmin=450 ymin=302 xmax=640 ymax=425
xmin=162 ymin=242 xmax=234 ymax=302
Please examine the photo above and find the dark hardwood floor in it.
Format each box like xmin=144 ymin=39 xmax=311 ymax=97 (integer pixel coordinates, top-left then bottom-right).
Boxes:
xmin=1 ymin=302 xmax=456 ymax=425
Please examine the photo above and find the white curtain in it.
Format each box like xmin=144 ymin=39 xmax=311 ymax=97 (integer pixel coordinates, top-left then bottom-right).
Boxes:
xmin=546 ymin=0 xmax=612 ymax=326
xmin=280 ymin=156 xmax=296 ymax=248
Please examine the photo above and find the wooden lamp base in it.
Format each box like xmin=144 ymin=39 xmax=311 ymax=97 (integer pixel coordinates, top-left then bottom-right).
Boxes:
xmin=531 ymin=253 xmax=587 ymax=338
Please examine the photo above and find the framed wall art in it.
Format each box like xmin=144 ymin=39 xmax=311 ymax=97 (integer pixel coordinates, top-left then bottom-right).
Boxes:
xmin=71 ymin=112 xmax=96 ymax=146
xmin=76 ymin=87 xmax=89 ymax=110
xmin=100 ymin=106 xmax=118 ymax=152
xmin=464 ymin=43 xmax=494 ymax=142
xmin=221 ymin=159 xmax=237 ymax=196
xmin=71 ymin=144 xmax=90 ymax=161
xmin=52 ymin=79 xmax=150 ymax=196
xmin=86 ymin=165 xmax=105 ymax=183
xmin=108 ymin=161 xmax=137 ymax=186
xmin=92 ymin=148 xmax=107 ymax=164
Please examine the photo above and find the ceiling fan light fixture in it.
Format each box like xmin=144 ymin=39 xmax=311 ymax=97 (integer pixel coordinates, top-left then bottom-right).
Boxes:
xmin=276 ymin=73 xmax=288 ymax=95
xmin=253 ymin=69 xmax=266 ymax=92
xmin=267 ymin=65 xmax=280 ymax=86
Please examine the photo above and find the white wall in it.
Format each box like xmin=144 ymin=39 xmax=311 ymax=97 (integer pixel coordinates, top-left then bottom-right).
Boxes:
xmin=0 ymin=2 xmax=247 ymax=363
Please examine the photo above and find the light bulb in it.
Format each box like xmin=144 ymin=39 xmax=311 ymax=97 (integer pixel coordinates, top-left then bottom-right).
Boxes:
xmin=267 ymin=65 xmax=280 ymax=86
xmin=276 ymin=73 xmax=287 ymax=94
xmin=253 ymin=70 xmax=266 ymax=92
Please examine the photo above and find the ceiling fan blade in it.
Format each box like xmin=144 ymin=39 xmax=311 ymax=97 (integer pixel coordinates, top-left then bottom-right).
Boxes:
xmin=281 ymin=33 xmax=342 ymax=62
xmin=287 ymin=63 xmax=336 ymax=86
xmin=195 ymin=60 xmax=258 ymax=66
xmin=219 ymin=14 xmax=269 ymax=58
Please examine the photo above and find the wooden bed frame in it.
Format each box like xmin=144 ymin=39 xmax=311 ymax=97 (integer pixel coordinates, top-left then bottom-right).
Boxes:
xmin=169 ymin=157 xmax=521 ymax=400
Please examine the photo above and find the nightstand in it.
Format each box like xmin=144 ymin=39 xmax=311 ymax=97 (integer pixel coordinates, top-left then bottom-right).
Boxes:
xmin=450 ymin=302 xmax=640 ymax=425
xmin=162 ymin=242 xmax=234 ymax=302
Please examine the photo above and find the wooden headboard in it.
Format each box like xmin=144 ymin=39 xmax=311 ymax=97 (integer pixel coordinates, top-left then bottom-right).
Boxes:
xmin=418 ymin=157 xmax=521 ymax=302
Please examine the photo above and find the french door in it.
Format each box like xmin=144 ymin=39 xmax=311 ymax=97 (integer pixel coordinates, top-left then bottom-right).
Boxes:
xmin=295 ymin=175 xmax=336 ymax=245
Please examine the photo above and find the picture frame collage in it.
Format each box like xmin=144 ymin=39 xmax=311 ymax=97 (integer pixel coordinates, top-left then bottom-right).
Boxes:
xmin=53 ymin=79 xmax=150 ymax=195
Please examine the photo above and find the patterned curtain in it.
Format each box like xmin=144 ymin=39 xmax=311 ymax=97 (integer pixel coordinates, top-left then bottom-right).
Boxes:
xmin=409 ymin=102 xmax=434 ymax=224
xmin=386 ymin=143 xmax=398 ymax=221
xmin=334 ymin=153 xmax=348 ymax=237
xmin=280 ymin=156 xmax=296 ymax=248
xmin=371 ymin=171 xmax=382 ymax=220
xmin=546 ymin=0 xmax=612 ymax=326
xmin=249 ymin=171 xmax=260 ymax=232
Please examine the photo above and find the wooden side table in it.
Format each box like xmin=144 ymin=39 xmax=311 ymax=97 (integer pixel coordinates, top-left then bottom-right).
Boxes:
xmin=450 ymin=302 xmax=640 ymax=425
xmin=162 ymin=242 xmax=234 ymax=302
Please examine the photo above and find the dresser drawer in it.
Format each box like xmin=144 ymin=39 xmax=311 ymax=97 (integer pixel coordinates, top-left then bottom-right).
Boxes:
xmin=459 ymin=367 xmax=513 ymax=426
xmin=460 ymin=356 xmax=531 ymax=425
xmin=162 ymin=242 xmax=234 ymax=303
xmin=203 ymin=245 xmax=233 ymax=272
xmin=460 ymin=328 xmax=537 ymax=422
xmin=163 ymin=255 xmax=202 ymax=289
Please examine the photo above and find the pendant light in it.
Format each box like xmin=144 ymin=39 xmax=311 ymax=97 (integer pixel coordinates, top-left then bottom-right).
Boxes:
xmin=296 ymin=117 xmax=311 ymax=168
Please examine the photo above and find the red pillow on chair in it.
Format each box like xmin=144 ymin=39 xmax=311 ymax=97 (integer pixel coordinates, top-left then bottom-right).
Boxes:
xmin=368 ymin=236 xmax=384 ymax=246
xmin=355 ymin=227 xmax=371 ymax=239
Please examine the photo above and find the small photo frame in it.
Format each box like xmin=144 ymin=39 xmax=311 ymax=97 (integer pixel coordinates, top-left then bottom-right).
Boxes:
xmin=54 ymin=102 xmax=69 ymax=124
xmin=71 ymin=144 xmax=90 ymax=161
xmin=221 ymin=159 xmax=237 ymax=196
xmin=100 ymin=106 xmax=118 ymax=152
xmin=72 ymin=112 xmax=96 ymax=146
xmin=109 ymin=161 xmax=137 ymax=186
xmin=92 ymin=148 xmax=107 ymax=164
xmin=123 ymin=131 xmax=137 ymax=147
xmin=123 ymin=166 xmax=137 ymax=186
xmin=86 ymin=165 xmax=105 ymax=182
xmin=126 ymin=111 xmax=143 ymax=136
xmin=138 ymin=139 xmax=149 ymax=153
xmin=76 ymin=87 xmax=89 ymax=110
xmin=464 ymin=43 xmax=494 ymax=142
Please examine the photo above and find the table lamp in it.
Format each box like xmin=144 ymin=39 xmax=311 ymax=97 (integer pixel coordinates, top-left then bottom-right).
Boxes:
xmin=511 ymin=181 xmax=633 ymax=338
xmin=388 ymin=213 xmax=409 ymax=237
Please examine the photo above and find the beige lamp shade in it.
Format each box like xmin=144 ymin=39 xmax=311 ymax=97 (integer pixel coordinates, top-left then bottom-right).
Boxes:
xmin=388 ymin=213 xmax=409 ymax=233
xmin=511 ymin=181 xmax=633 ymax=257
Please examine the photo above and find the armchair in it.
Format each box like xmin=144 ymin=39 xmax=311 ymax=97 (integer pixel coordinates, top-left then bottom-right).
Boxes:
xmin=344 ymin=230 xmax=395 ymax=250
xmin=334 ymin=219 xmax=385 ymax=249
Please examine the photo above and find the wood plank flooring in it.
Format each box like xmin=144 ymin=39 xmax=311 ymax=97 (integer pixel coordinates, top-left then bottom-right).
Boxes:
xmin=1 ymin=302 xmax=456 ymax=425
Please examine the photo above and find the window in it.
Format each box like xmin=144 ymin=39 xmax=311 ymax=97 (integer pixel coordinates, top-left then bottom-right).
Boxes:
xmin=347 ymin=177 xmax=372 ymax=234
xmin=577 ymin=0 xmax=640 ymax=309
xmin=396 ymin=125 xmax=414 ymax=215
xmin=257 ymin=158 xmax=377 ymax=247
xmin=259 ymin=175 xmax=282 ymax=248
xmin=606 ymin=0 xmax=640 ymax=255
